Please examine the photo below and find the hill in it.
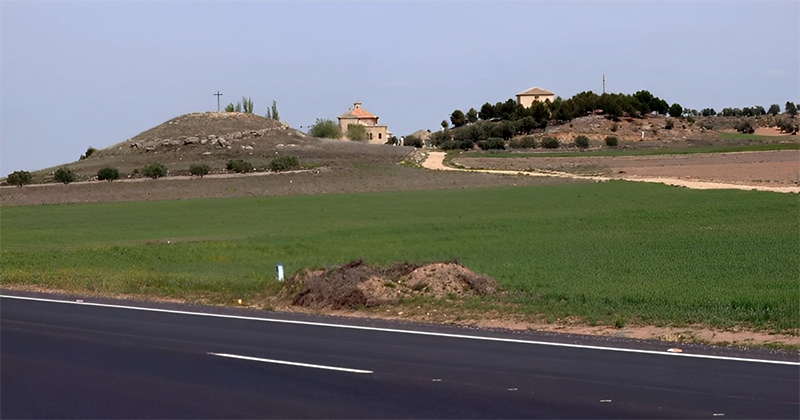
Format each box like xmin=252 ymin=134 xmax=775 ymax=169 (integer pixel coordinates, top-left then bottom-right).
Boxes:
xmin=29 ymin=112 xmax=412 ymax=182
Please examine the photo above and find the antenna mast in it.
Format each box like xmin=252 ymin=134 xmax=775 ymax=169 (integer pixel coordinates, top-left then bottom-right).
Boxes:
xmin=602 ymin=74 xmax=605 ymax=94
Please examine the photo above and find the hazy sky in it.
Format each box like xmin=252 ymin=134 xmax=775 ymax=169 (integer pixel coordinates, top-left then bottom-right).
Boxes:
xmin=1 ymin=0 xmax=798 ymax=174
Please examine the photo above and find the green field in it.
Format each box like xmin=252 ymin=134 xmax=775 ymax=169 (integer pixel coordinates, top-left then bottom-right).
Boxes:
xmin=463 ymin=142 xmax=799 ymax=159
xmin=2 ymin=181 xmax=798 ymax=333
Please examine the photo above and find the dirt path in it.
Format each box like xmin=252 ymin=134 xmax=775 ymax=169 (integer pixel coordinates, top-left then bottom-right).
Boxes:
xmin=421 ymin=151 xmax=800 ymax=193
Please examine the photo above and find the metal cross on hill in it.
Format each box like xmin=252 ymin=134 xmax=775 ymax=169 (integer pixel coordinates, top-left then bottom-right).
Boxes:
xmin=214 ymin=91 xmax=223 ymax=112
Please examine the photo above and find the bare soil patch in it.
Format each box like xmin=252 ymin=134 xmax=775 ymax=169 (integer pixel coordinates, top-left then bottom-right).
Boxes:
xmin=453 ymin=150 xmax=800 ymax=189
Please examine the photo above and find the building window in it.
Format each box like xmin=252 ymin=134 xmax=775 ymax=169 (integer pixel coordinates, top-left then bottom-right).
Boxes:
xmin=378 ymin=133 xmax=382 ymax=139
xmin=369 ymin=133 xmax=373 ymax=140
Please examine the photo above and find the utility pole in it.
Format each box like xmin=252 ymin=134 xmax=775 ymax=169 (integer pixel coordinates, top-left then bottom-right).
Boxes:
xmin=602 ymin=74 xmax=605 ymax=94
xmin=214 ymin=91 xmax=223 ymax=112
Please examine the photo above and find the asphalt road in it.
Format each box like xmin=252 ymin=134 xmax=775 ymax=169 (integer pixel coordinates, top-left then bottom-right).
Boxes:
xmin=2 ymin=294 xmax=798 ymax=419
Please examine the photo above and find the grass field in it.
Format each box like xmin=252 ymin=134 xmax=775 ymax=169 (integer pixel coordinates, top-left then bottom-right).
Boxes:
xmin=463 ymin=142 xmax=799 ymax=159
xmin=2 ymin=181 xmax=798 ymax=333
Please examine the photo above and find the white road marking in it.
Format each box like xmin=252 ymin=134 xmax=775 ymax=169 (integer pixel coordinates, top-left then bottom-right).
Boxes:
xmin=208 ymin=352 xmax=372 ymax=374
xmin=2 ymin=294 xmax=798 ymax=366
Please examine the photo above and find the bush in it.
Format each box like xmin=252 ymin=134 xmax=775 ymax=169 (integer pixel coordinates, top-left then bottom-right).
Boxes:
xmin=604 ymin=136 xmax=619 ymax=147
xmin=226 ymin=159 xmax=254 ymax=173
xmin=7 ymin=170 xmax=32 ymax=187
xmin=574 ymin=135 xmax=590 ymax=149
xmin=269 ymin=156 xmax=299 ymax=172
xmin=665 ymin=119 xmax=674 ymax=130
xmin=97 ymin=167 xmax=119 ymax=181
xmin=509 ymin=136 xmax=537 ymax=149
xmin=308 ymin=118 xmax=342 ymax=139
xmin=610 ymin=123 xmax=618 ymax=132
xmin=189 ymin=163 xmax=210 ymax=177
xmin=478 ymin=137 xmax=505 ymax=150
xmin=142 ymin=163 xmax=167 ymax=179
xmin=53 ymin=167 xmax=76 ymax=184
xmin=541 ymin=137 xmax=560 ymax=149
xmin=735 ymin=120 xmax=755 ymax=134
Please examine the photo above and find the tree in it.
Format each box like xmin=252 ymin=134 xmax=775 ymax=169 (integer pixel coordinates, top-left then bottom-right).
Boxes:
xmin=7 ymin=170 xmax=32 ymax=187
xmin=785 ymin=101 xmax=797 ymax=117
xmin=308 ymin=118 xmax=342 ymax=139
xmin=450 ymin=109 xmax=466 ymax=127
xmin=97 ymin=167 xmax=120 ymax=181
xmin=668 ymin=103 xmax=683 ymax=118
xmin=479 ymin=102 xmax=495 ymax=120
xmin=79 ymin=146 xmax=97 ymax=160
xmin=266 ymin=100 xmax=280 ymax=121
xmin=767 ymin=104 xmax=781 ymax=116
xmin=242 ymin=96 xmax=254 ymax=113
xmin=225 ymin=103 xmax=235 ymax=112
xmin=466 ymin=108 xmax=478 ymax=124
xmin=346 ymin=124 xmax=368 ymax=141
xmin=701 ymin=108 xmax=716 ymax=117
xmin=441 ymin=120 xmax=449 ymax=130
xmin=53 ymin=167 xmax=76 ymax=184
xmin=142 ymin=163 xmax=167 ymax=179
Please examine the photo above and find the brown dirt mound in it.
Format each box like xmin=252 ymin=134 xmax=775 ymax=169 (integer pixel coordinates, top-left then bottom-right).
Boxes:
xmin=284 ymin=259 xmax=498 ymax=309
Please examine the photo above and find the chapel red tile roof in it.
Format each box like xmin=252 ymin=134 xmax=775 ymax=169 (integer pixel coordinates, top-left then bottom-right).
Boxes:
xmin=338 ymin=102 xmax=378 ymax=119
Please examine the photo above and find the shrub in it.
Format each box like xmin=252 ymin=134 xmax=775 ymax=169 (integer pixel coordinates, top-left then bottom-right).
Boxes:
xmin=735 ymin=120 xmax=755 ymax=134
xmin=574 ymin=135 xmax=590 ymax=149
xmin=665 ymin=119 xmax=674 ymax=130
xmin=308 ymin=118 xmax=342 ymax=139
xmin=509 ymin=136 xmax=537 ymax=149
xmin=7 ymin=170 xmax=32 ymax=187
xmin=142 ymin=163 xmax=167 ymax=179
xmin=226 ymin=159 xmax=254 ymax=173
xmin=189 ymin=163 xmax=210 ymax=177
xmin=604 ymin=136 xmax=619 ymax=147
xmin=610 ymin=123 xmax=618 ymax=132
xmin=269 ymin=156 xmax=299 ymax=172
xmin=478 ymin=137 xmax=505 ymax=150
xmin=541 ymin=137 xmax=560 ymax=149
xmin=53 ymin=167 xmax=76 ymax=184
xmin=97 ymin=167 xmax=119 ymax=181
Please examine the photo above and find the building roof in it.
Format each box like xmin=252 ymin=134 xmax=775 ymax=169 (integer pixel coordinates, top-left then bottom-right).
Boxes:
xmin=338 ymin=102 xmax=379 ymax=119
xmin=516 ymin=87 xmax=554 ymax=96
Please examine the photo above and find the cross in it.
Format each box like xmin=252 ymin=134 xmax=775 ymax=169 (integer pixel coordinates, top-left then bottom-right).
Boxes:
xmin=214 ymin=91 xmax=223 ymax=112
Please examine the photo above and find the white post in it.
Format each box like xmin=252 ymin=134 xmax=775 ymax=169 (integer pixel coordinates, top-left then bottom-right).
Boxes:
xmin=276 ymin=264 xmax=284 ymax=281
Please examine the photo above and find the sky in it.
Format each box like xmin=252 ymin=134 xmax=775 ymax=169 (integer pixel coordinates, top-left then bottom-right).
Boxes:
xmin=1 ymin=0 xmax=798 ymax=174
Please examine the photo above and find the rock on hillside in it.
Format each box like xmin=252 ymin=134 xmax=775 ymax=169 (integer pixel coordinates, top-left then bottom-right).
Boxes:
xmin=104 ymin=112 xmax=290 ymax=154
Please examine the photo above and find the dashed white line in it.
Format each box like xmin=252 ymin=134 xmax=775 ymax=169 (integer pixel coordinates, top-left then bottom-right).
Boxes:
xmin=2 ymin=294 xmax=798 ymax=366
xmin=208 ymin=352 xmax=372 ymax=374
